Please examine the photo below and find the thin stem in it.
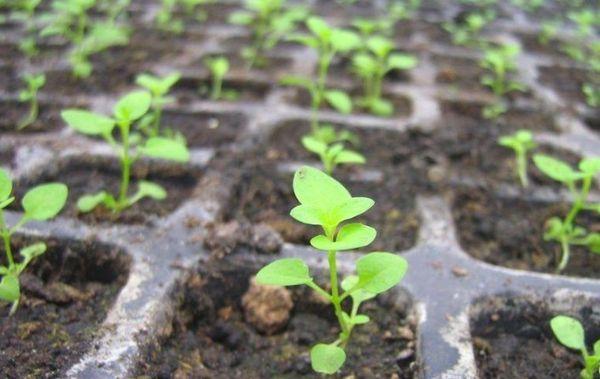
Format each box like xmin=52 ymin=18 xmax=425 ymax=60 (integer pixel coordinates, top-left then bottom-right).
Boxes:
xmin=211 ymin=74 xmax=223 ymax=100
xmin=517 ymin=150 xmax=528 ymax=188
xmin=328 ymin=249 xmax=348 ymax=339
xmin=557 ymin=235 xmax=570 ymax=272
xmin=153 ymin=104 xmax=162 ymax=136
xmin=0 ymin=210 xmax=14 ymax=267
xmin=117 ymin=121 xmax=132 ymax=210
xmin=306 ymin=281 xmax=331 ymax=301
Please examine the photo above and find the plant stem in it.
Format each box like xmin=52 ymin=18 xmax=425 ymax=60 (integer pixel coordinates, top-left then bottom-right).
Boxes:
xmin=0 ymin=210 xmax=14 ymax=267
xmin=211 ymin=74 xmax=223 ymax=100
xmin=517 ymin=150 xmax=528 ymax=187
xmin=558 ymin=235 xmax=570 ymax=272
xmin=328 ymin=249 xmax=349 ymax=340
xmin=153 ymin=104 xmax=162 ymax=136
xmin=117 ymin=121 xmax=132 ymax=211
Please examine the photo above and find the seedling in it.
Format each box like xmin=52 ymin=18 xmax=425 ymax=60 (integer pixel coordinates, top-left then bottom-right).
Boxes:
xmin=538 ymin=20 xmax=559 ymax=45
xmin=498 ymin=129 xmax=536 ymax=187
xmin=9 ymin=0 xmax=42 ymax=56
xmin=511 ymin=0 xmax=544 ymax=12
xmin=282 ymin=17 xmax=360 ymax=132
xmin=156 ymin=0 xmax=215 ymax=33
xmin=17 ymin=73 xmax=45 ymax=130
xmin=480 ymin=43 xmax=525 ymax=119
xmin=136 ymin=72 xmax=181 ymax=137
xmin=302 ymin=133 xmax=364 ymax=175
xmin=203 ymin=56 xmax=236 ymax=101
xmin=583 ymin=83 xmax=599 ymax=108
xmin=229 ymin=0 xmax=307 ymax=68
xmin=550 ymin=315 xmax=600 ymax=379
xmin=256 ymin=167 xmax=408 ymax=374
xmin=0 ymin=169 xmax=68 ymax=315
xmin=351 ymin=35 xmax=417 ymax=116
xmin=61 ymin=91 xmax=190 ymax=214
xmin=533 ymin=154 xmax=600 ymax=272
xmin=443 ymin=10 xmax=495 ymax=47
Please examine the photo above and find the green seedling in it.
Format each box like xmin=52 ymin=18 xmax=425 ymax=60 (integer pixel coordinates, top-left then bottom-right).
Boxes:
xmin=538 ymin=20 xmax=559 ymax=45
xmin=61 ymin=91 xmax=190 ymax=214
xmin=282 ymin=17 xmax=360 ymax=132
xmin=551 ymin=315 xmax=600 ymax=379
xmin=511 ymin=0 xmax=544 ymax=12
xmin=229 ymin=0 xmax=308 ymax=68
xmin=498 ymin=129 xmax=536 ymax=187
xmin=40 ymin=0 xmax=129 ymax=77
xmin=9 ymin=0 xmax=42 ymax=56
xmin=203 ymin=56 xmax=236 ymax=101
xmin=136 ymin=72 xmax=181 ymax=136
xmin=389 ymin=0 xmax=421 ymax=23
xmin=0 ymin=169 xmax=68 ymax=315
xmin=583 ymin=83 xmax=599 ymax=108
xmin=256 ymin=166 xmax=408 ymax=374
xmin=156 ymin=0 xmax=214 ymax=33
xmin=17 ymin=73 xmax=45 ymax=130
xmin=351 ymin=35 xmax=417 ymax=116
xmin=302 ymin=133 xmax=364 ymax=175
xmin=533 ymin=154 xmax=600 ymax=272
xmin=352 ymin=18 xmax=393 ymax=41
xmin=443 ymin=10 xmax=495 ymax=47
xmin=480 ymin=43 xmax=525 ymax=119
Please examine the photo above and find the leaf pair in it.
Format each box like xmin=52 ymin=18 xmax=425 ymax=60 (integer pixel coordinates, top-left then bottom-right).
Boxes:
xmin=534 ymin=155 xmax=600 ymax=185
xmin=551 ymin=315 xmax=600 ymax=379
xmin=77 ymin=181 xmax=166 ymax=212
xmin=301 ymin=135 xmax=364 ymax=175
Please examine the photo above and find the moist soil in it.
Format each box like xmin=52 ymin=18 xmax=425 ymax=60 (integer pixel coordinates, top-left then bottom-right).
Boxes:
xmin=452 ymin=188 xmax=600 ymax=278
xmin=161 ymin=110 xmax=247 ymax=148
xmin=433 ymin=54 xmax=486 ymax=91
xmin=0 ymin=100 xmax=64 ymax=133
xmin=471 ymin=296 xmax=600 ymax=379
xmin=12 ymin=158 xmax=199 ymax=225
xmin=0 ymin=236 xmax=130 ymax=379
xmin=285 ymin=87 xmax=413 ymax=118
xmin=538 ymin=65 xmax=592 ymax=104
xmin=173 ymin=77 xmax=271 ymax=104
xmin=136 ymin=257 xmax=418 ymax=379
xmin=195 ymin=50 xmax=294 ymax=80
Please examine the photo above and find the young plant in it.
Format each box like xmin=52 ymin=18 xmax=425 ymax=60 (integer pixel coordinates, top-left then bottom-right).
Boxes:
xmin=135 ymin=72 xmax=181 ymax=137
xmin=0 ymin=169 xmax=68 ymax=315
xmin=302 ymin=132 xmax=364 ymax=175
xmin=155 ymin=0 xmax=183 ymax=34
xmin=203 ymin=56 xmax=232 ymax=101
xmin=61 ymin=91 xmax=190 ymax=214
xmin=443 ymin=10 xmax=495 ymax=47
xmin=17 ymin=73 xmax=45 ymax=130
xmin=538 ymin=20 xmax=559 ymax=45
xmin=550 ymin=315 xmax=600 ymax=379
xmin=498 ymin=129 xmax=536 ymax=187
xmin=229 ymin=0 xmax=307 ymax=68
xmin=583 ymin=83 xmax=599 ymax=108
xmin=282 ymin=17 xmax=360 ymax=133
xmin=480 ymin=43 xmax=525 ymax=119
xmin=9 ymin=0 xmax=42 ymax=56
xmin=511 ymin=0 xmax=544 ymax=13
xmin=351 ymin=35 xmax=417 ymax=116
xmin=533 ymin=154 xmax=600 ymax=272
xmin=255 ymin=166 xmax=408 ymax=374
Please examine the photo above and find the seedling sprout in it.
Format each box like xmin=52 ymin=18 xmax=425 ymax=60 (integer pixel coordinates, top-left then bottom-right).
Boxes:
xmin=17 ymin=73 xmax=45 ymax=130
xmin=136 ymin=72 xmax=181 ymax=137
xmin=256 ymin=167 xmax=408 ymax=374
xmin=551 ymin=315 xmax=600 ymax=379
xmin=498 ymin=129 xmax=536 ymax=187
xmin=0 ymin=169 xmax=68 ymax=315
xmin=203 ymin=56 xmax=236 ymax=101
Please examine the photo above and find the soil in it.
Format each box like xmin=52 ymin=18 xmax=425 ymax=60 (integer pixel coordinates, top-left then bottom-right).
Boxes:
xmin=0 ymin=145 xmax=15 ymax=169
xmin=433 ymin=54 xmax=486 ymax=91
xmin=193 ymin=51 xmax=294 ymax=80
xmin=538 ymin=65 xmax=592 ymax=104
xmin=285 ymin=87 xmax=413 ymax=118
xmin=452 ymin=188 xmax=600 ymax=278
xmin=173 ymin=76 xmax=271 ymax=104
xmin=12 ymin=157 xmax=200 ymax=225
xmin=0 ymin=235 xmax=130 ymax=379
xmin=471 ymin=296 xmax=600 ymax=379
xmin=161 ymin=110 xmax=247 ymax=148
xmin=42 ymin=68 xmax=134 ymax=97
xmin=136 ymin=256 xmax=418 ymax=378
xmin=0 ymin=64 xmax=20 ymax=93
xmin=0 ymin=100 xmax=64 ymax=133
xmin=516 ymin=32 xmax=570 ymax=60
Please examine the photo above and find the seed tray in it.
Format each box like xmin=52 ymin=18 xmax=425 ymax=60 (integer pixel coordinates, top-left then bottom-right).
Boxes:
xmin=0 ymin=0 xmax=599 ymax=378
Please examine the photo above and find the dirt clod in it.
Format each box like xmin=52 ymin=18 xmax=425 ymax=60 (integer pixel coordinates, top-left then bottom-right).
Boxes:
xmin=241 ymin=277 xmax=294 ymax=335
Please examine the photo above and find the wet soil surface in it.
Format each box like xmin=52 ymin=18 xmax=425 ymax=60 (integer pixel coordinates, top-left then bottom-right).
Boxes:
xmin=538 ymin=65 xmax=592 ymax=104
xmin=0 ymin=236 xmax=130 ymax=379
xmin=12 ymin=158 xmax=199 ymax=225
xmin=173 ymin=77 xmax=271 ymax=104
xmin=0 ymin=100 xmax=64 ymax=133
xmin=161 ymin=110 xmax=247 ymax=148
xmin=471 ymin=296 xmax=600 ymax=379
xmin=452 ymin=188 xmax=600 ymax=278
xmin=136 ymin=257 xmax=418 ymax=378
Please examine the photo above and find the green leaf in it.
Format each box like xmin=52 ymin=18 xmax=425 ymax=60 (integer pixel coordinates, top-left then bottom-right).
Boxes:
xmin=77 ymin=191 xmax=111 ymax=213
xmin=306 ymin=17 xmax=331 ymax=39
xmin=61 ymin=110 xmax=115 ymax=136
xmin=370 ymin=98 xmax=394 ymax=117
xmin=331 ymin=29 xmax=361 ymax=52
xmin=136 ymin=72 xmax=181 ymax=96
xmin=331 ymin=197 xmax=374 ymax=225
xmin=387 ymin=53 xmax=418 ymax=70
xmin=0 ymin=197 xmax=14 ymax=209
xmin=341 ymin=275 xmax=375 ymax=303
xmin=356 ymin=252 xmax=408 ymax=295
xmin=311 ymin=223 xmax=376 ymax=251
xmin=353 ymin=314 xmax=370 ymax=324
xmin=310 ymin=343 xmax=346 ymax=374
xmin=301 ymin=136 xmax=327 ymax=155
xmin=256 ymin=258 xmax=312 ymax=286
xmin=0 ymin=274 xmax=20 ymax=302
xmin=228 ymin=10 xmax=253 ymax=25
xmin=279 ymin=75 xmax=313 ymax=89
xmin=136 ymin=181 xmax=167 ymax=200
xmin=333 ymin=150 xmax=365 ymax=165
xmin=325 ymin=90 xmax=352 ymax=114
xmin=140 ymin=137 xmax=190 ymax=162
xmin=205 ymin=56 xmax=230 ymax=77
xmin=579 ymin=158 xmax=600 ymax=175
xmin=290 ymin=205 xmax=323 ymax=225
xmin=533 ymin=154 xmax=581 ymax=183
xmin=551 ymin=315 xmax=586 ymax=351
xmin=22 ymin=183 xmax=68 ymax=221
xmin=113 ymin=91 xmax=152 ymax=122
xmin=19 ymin=242 xmax=47 ymax=272
xmin=293 ymin=166 xmax=351 ymax=217
xmin=0 ymin=168 xmax=12 ymax=201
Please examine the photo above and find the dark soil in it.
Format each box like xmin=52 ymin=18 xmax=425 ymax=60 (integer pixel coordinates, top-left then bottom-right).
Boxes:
xmin=0 ymin=100 xmax=64 ymax=133
xmin=0 ymin=64 xmax=20 ymax=93
xmin=42 ymin=68 xmax=134 ymax=97
xmin=471 ymin=296 xmax=600 ymax=379
xmin=433 ymin=54 xmax=486 ymax=91
xmin=0 ymin=235 xmax=130 ymax=379
xmin=516 ymin=32 xmax=570 ymax=60
xmin=161 ymin=110 xmax=247 ymax=148
xmin=285 ymin=87 xmax=413 ymax=117
xmin=193 ymin=51 xmax=294 ymax=81
xmin=0 ymin=145 xmax=15 ymax=169
xmin=12 ymin=157 xmax=200 ymax=225
xmin=136 ymin=257 xmax=418 ymax=378
xmin=538 ymin=65 xmax=592 ymax=104
xmin=452 ymin=188 xmax=600 ymax=278
xmin=173 ymin=76 xmax=271 ymax=103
